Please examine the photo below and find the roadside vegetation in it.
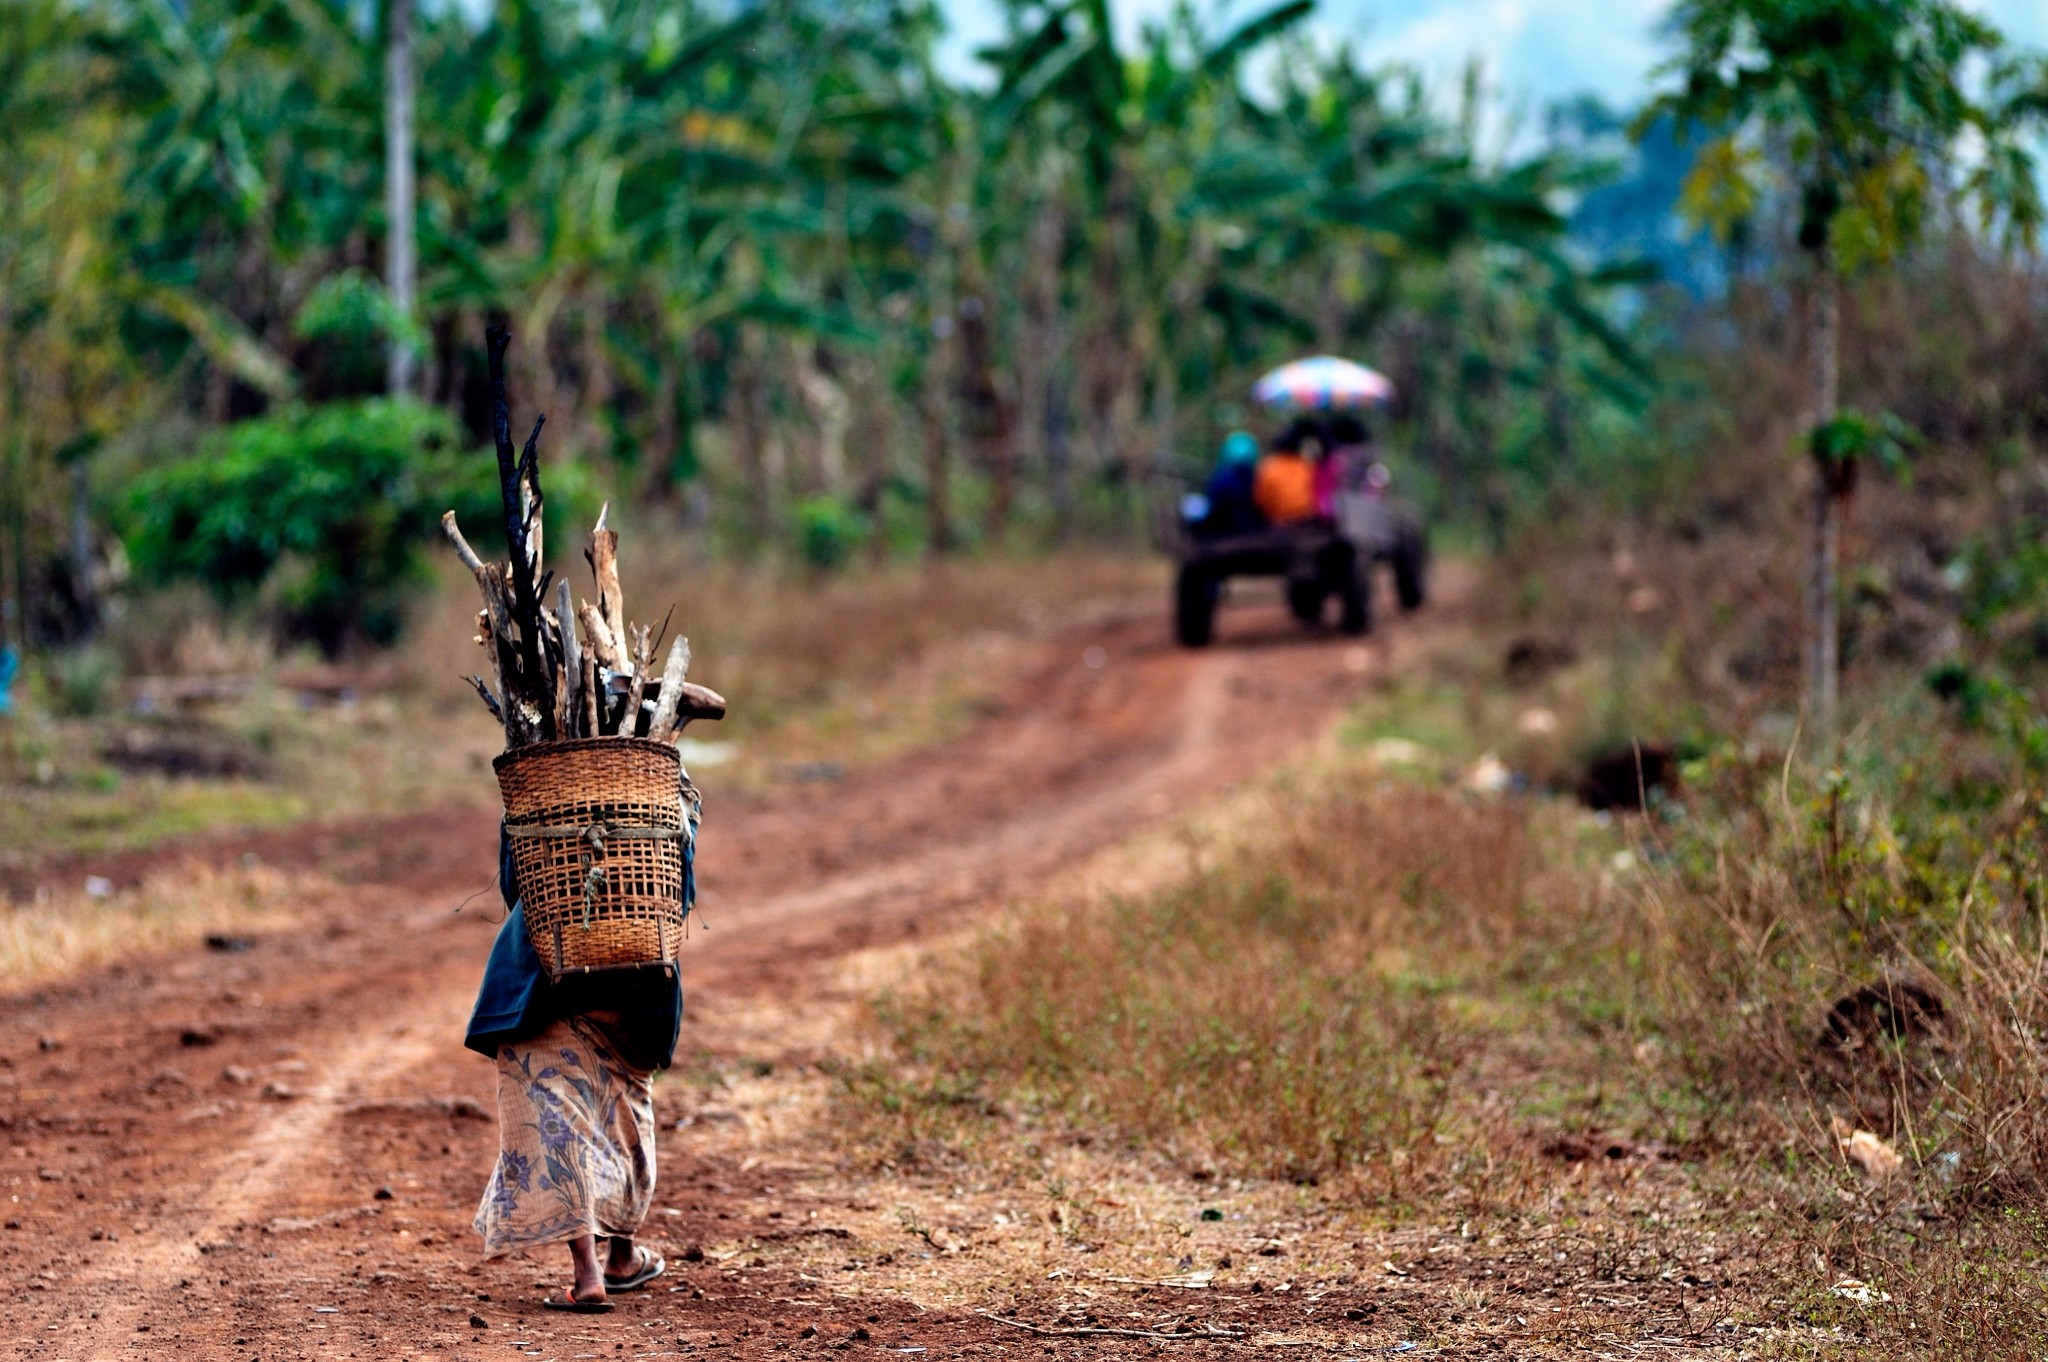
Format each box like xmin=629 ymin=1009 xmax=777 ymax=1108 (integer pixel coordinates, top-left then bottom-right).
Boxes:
xmin=0 ymin=549 xmax=1156 ymax=867
xmin=0 ymin=861 xmax=324 ymax=989
xmin=850 ymin=425 xmax=2048 ymax=1350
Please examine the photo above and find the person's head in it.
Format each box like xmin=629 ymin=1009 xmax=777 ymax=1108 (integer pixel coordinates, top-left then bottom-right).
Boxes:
xmin=1220 ymin=430 xmax=1259 ymax=466
xmin=1274 ymin=416 xmax=1315 ymax=456
xmin=1328 ymin=412 xmax=1368 ymax=446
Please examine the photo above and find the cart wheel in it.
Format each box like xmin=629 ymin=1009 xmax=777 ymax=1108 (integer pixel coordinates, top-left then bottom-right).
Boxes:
xmin=1174 ymin=565 xmax=1217 ymax=648
xmin=1339 ymin=558 xmax=1373 ymax=636
xmin=1286 ymin=580 xmax=1326 ymax=625
xmin=1392 ymin=520 xmax=1428 ymax=612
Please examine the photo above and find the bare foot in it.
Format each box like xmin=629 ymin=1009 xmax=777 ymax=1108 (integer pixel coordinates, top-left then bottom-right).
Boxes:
xmin=566 ymin=1234 xmax=606 ymax=1303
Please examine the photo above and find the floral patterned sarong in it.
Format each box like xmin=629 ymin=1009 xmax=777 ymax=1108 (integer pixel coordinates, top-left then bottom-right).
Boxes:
xmin=474 ymin=1012 xmax=656 ymax=1257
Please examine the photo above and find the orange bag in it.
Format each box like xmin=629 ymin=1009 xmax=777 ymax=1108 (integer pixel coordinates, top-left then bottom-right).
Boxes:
xmin=1253 ymin=454 xmax=1318 ymax=525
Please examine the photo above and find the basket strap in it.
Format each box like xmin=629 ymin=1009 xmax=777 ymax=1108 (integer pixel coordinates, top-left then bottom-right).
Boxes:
xmin=506 ymin=822 xmax=687 ymax=841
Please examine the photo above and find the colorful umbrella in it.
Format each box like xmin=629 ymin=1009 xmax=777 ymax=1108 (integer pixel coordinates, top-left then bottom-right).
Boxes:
xmin=1251 ymin=355 xmax=1395 ymax=409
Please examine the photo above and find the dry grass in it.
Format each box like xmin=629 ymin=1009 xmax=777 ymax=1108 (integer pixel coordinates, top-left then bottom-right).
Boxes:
xmin=854 ymin=746 xmax=1654 ymax=1201
xmin=839 ymin=538 xmax=2048 ymax=1348
xmin=0 ymin=861 xmax=324 ymax=990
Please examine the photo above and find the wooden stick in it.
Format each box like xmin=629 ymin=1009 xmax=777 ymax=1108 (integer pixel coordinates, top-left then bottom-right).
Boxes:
xmin=580 ymin=651 xmax=600 ymax=739
xmin=674 ymin=681 xmax=727 ymax=723
xmin=587 ymin=504 xmax=626 ymax=656
xmin=465 ymin=676 xmax=504 ymax=721
xmin=482 ymin=564 xmax=541 ymax=746
xmin=624 ymin=625 xmax=653 ymax=738
xmin=440 ymin=511 xmax=486 ymax=576
xmin=486 ymin=327 xmax=551 ymax=741
xmin=577 ymin=601 xmax=626 ymax=672
xmin=645 ymin=636 xmax=692 ymax=741
xmin=547 ymin=622 xmax=566 ymax=741
xmin=444 ymin=511 xmax=522 ymax=748
xmin=555 ymin=578 xmax=581 ymax=736
xmin=519 ymin=414 xmax=546 ymax=593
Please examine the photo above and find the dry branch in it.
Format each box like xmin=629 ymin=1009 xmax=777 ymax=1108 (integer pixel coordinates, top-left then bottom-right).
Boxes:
xmin=580 ymin=652 xmax=600 ymax=738
xmin=555 ymin=578 xmax=582 ymax=736
xmin=577 ymin=601 xmax=626 ymax=672
xmin=466 ymin=676 xmax=503 ymax=721
xmin=486 ymin=326 xmax=551 ymax=741
xmin=440 ymin=511 xmax=486 ymax=576
xmin=624 ymin=625 xmax=653 ymax=738
xmin=644 ymin=636 xmax=692 ymax=741
xmin=588 ymin=508 xmax=627 ymax=659
xmin=675 ymin=682 xmax=726 ymax=723
xmin=442 ymin=325 xmax=724 ymax=750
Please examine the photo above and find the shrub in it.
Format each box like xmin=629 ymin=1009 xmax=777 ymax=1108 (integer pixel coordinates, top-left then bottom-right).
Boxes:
xmin=793 ymin=495 xmax=869 ymax=571
xmin=49 ymin=646 xmax=118 ymax=716
xmin=117 ymin=399 xmax=585 ymax=656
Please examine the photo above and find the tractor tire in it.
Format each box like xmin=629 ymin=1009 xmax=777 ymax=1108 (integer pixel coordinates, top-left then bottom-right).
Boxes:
xmin=1338 ymin=558 xmax=1373 ymax=636
xmin=1174 ymin=564 xmax=1217 ymax=648
xmin=1392 ymin=520 xmax=1429 ymax=612
xmin=1286 ymin=580 xmax=1326 ymax=625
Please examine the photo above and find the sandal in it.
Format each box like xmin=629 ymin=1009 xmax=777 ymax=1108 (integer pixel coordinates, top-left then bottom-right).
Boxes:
xmin=603 ymin=1247 xmax=665 ymax=1293
xmin=541 ymin=1288 xmax=613 ymax=1314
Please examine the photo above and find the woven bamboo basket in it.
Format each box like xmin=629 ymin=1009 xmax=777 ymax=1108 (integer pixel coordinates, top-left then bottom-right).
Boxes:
xmin=495 ymin=737 xmax=693 ymax=979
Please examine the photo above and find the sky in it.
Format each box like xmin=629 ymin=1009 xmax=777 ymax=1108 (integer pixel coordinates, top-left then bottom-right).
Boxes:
xmin=937 ymin=0 xmax=2048 ymax=121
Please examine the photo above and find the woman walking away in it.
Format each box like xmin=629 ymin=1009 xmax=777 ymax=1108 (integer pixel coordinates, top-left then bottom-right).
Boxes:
xmin=465 ymin=818 xmax=690 ymax=1311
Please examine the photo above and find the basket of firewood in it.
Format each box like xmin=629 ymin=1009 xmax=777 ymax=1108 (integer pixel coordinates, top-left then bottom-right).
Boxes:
xmin=443 ymin=326 xmax=725 ymax=980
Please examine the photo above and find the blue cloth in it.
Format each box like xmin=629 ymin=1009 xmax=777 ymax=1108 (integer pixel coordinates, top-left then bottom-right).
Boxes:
xmin=1197 ymin=461 xmax=1262 ymax=537
xmin=464 ymin=823 xmax=688 ymax=1071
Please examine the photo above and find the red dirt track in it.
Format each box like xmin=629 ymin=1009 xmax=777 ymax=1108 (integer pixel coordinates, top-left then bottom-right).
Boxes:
xmin=1 ymin=598 xmax=1394 ymax=1360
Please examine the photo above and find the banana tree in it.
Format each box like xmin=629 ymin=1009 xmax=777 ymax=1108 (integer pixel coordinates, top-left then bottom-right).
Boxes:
xmin=982 ymin=0 xmax=1315 ymax=511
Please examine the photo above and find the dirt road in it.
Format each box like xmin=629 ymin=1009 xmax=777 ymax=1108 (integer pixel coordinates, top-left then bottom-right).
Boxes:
xmin=1 ymin=596 xmax=1398 ymax=1360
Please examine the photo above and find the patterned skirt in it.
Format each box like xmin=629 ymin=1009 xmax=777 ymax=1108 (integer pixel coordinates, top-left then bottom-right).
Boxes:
xmin=473 ymin=1012 xmax=657 ymax=1257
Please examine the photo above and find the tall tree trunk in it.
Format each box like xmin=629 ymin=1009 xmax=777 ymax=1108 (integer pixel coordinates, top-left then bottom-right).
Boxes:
xmin=1045 ymin=374 xmax=1072 ymax=542
xmin=792 ymin=343 xmax=850 ymax=495
xmin=922 ymin=338 xmax=953 ymax=557
xmin=731 ymin=325 xmax=772 ymax=548
xmin=1807 ymin=252 xmax=1841 ymax=744
xmin=384 ymin=0 xmax=417 ymax=397
xmin=848 ymin=357 xmax=891 ymax=564
xmin=68 ymin=460 xmax=95 ymax=636
xmin=951 ymin=286 xmax=1014 ymax=546
xmin=650 ymin=350 xmax=678 ymax=497
xmin=0 ymin=167 xmax=22 ymax=651
xmin=1537 ymin=311 xmax=1569 ymax=472
xmin=580 ymin=300 xmax=613 ymax=455
xmin=1080 ymin=155 xmax=1135 ymax=495
xmin=1015 ymin=189 xmax=1056 ymax=518
xmin=1022 ymin=182 xmax=1070 ymax=541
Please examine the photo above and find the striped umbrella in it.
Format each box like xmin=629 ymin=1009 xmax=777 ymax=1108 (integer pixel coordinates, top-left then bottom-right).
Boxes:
xmin=1250 ymin=355 xmax=1395 ymax=409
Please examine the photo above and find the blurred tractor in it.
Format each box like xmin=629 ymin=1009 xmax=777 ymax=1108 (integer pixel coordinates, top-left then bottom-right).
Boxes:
xmin=1165 ymin=356 xmax=1429 ymax=648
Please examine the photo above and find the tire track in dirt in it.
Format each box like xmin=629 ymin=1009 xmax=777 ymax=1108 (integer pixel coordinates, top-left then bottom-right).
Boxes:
xmin=1 ymin=593 xmax=1433 ymax=1358
xmin=62 ymin=1009 xmax=456 ymax=1347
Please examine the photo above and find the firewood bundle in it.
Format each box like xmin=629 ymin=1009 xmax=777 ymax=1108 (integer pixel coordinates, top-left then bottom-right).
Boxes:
xmin=441 ymin=326 xmax=724 ymax=748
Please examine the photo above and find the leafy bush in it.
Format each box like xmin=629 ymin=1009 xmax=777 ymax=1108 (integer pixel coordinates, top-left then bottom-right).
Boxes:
xmin=49 ymin=647 xmax=118 ymax=717
xmin=793 ymin=495 xmax=869 ymax=571
xmin=117 ymin=399 xmax=571 ymax=655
